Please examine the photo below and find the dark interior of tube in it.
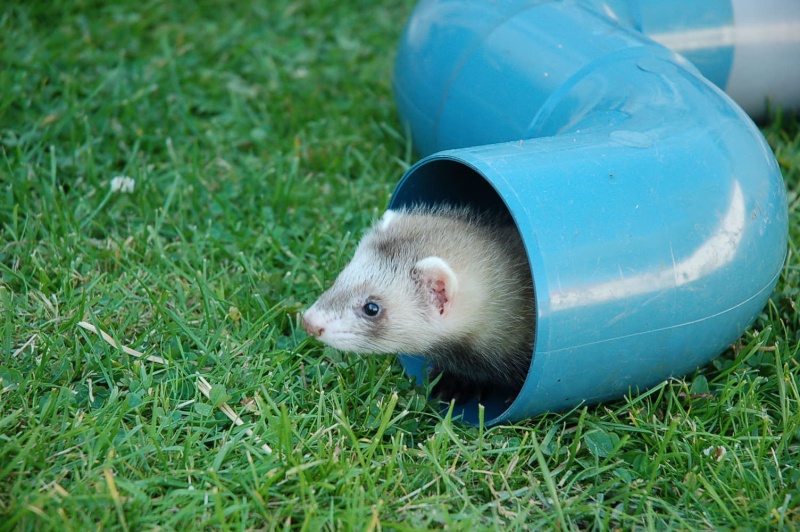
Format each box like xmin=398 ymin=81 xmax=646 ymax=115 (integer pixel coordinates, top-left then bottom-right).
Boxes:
xmin=389 ymin=159 xmax=509 ymax=214
xmin=388 ymin=158 xmax=534 ymax=425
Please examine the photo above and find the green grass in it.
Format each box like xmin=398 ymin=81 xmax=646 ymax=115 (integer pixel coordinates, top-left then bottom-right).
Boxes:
xmin=1 ymin=1 xmax=799 ymax=529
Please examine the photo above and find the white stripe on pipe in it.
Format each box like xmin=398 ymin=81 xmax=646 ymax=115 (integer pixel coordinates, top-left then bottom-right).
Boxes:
xmin=648 ymin=0 xmax=800 ymax=118
xmin=726 ymin=0 xmax=800 ymax=118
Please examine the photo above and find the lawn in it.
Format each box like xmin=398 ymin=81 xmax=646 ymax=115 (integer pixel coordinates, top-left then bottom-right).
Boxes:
xmin=1 ymin=0 xmax=798 ymax=529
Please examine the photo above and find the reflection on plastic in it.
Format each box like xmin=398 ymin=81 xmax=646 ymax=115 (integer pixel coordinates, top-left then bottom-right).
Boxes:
xmin=551 ymin=181 xmax=744 ymax=311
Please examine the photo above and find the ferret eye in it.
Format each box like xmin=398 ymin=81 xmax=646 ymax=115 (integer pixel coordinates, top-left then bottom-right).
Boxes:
xmin=362 ymin=302 xmax=381 ymax=318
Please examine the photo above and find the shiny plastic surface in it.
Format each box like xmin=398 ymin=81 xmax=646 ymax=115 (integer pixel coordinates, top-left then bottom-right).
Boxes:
xmin=391 ymin=0 xmax=789 ymax=424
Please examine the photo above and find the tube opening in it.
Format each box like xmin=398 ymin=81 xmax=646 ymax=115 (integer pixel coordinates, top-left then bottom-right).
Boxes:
xmin=390 ymin=157 xmax=535 ymax=424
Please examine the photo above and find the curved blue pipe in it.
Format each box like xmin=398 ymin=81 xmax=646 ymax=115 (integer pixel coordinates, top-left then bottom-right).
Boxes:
xmin=390 ymin=0 xmax=791 ymax=424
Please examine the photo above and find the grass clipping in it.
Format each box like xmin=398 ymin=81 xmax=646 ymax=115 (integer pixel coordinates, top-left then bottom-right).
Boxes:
xmin=77 ymin=321 xmax=272 ymax=454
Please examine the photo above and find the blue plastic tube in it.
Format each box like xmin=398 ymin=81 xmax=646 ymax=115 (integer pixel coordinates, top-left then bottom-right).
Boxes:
xmin=390 ymin=0 xmax=791 ymax=425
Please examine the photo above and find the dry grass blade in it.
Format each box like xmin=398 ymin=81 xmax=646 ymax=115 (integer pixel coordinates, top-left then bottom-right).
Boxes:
xmin=77 ymin=321 xmax=168 ymax=365
xmin=197 ymin=375 xmax=273 ymax=454
xmin=11 ymin=334 xmax=37 ymax=358
xmin=77 ymin=321 xmax=272 ymax=454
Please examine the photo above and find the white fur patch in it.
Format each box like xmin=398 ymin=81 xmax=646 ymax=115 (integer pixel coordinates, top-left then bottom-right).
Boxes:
xmin=378 ymin=210 xmax=400 ymax=231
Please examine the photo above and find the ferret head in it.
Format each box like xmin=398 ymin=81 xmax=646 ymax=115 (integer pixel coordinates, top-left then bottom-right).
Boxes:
xmin=302 ymin=210 xmax=460 ymax=355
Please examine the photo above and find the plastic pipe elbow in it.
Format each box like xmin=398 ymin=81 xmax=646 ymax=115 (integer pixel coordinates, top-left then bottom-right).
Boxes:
xmin=390 ymin=0 xmax=790 ymax=424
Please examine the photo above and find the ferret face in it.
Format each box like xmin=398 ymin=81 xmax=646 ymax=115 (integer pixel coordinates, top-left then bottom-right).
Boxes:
xmin=302 ymin=211 xmax=461 ymax=355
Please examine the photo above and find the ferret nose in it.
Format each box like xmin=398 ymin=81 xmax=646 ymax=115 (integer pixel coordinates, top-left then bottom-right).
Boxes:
xmin=302 ymin=313 xmax=324 ymax=337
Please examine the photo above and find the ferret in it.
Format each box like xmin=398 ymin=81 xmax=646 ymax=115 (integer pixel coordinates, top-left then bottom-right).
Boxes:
xmin=302 ymin=204 xmax=535 ymax=403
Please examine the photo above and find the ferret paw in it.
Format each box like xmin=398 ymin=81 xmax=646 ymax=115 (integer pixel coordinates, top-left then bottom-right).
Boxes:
xmin=429 ymin=367 xmax=482 ymax=405
xmin=429 ymin=367 xmax=525 ymax=406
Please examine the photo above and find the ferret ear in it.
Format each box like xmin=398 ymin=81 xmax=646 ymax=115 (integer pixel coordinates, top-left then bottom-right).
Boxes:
xmin=413 ymin=256 xmax=459 ymax=318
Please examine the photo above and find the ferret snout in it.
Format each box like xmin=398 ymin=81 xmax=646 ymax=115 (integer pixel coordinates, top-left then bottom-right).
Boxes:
xmin=302 ymin=311 xmax=324 ymax=337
